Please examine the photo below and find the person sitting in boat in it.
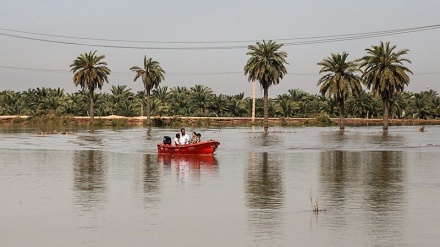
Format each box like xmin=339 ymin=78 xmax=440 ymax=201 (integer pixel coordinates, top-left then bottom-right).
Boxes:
xmin=189 ymin=131 xmax=198 ymax=144
xmin=196 ymin=133 xmax=201 ymax=143
xmin=179 ymin=128 xmax=190 ymax=144
xmin=172 ymin=133 xmax=181 ymax=146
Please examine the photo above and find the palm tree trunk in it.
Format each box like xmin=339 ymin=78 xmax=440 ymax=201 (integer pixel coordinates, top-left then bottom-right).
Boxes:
xmin=263 ymin=86 xmax=269 ymax=133
xmin=252 ymin=80 xmax=256 ymax=124
xmin=383 ymin=99 xmax=389 ymax=131
xmin=89 ymin=90 xmax=94 ymax=124
xmin=339 ymin=99 xmax=345 ymax=130
xmin=146 ymin=89 xmax=151 ymax=126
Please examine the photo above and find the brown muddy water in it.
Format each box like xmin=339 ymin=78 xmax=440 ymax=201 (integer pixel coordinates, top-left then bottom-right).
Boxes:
xmin=1 ymin=125 xmax=439 ymax=247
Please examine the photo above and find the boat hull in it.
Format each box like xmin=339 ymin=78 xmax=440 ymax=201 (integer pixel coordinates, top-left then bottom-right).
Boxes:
xmin=157 ymin=140 xmax=220 ymax=155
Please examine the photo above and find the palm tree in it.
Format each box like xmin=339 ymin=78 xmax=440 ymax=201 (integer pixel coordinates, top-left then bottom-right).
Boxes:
xmin=317 ymin=52 xmax=362 ymax=129
xmin=152 ymin=86 xmax=171 ymax=116
xmin=130 ymin=55 xmax=165 ymax=126
xmin=346 ymin=90 xmax=374 ymax=118
xmin=276 ymin=94 xmax=295 ymax=117
xmin=32 ymin=87 xmax=66 ymax=115
xmin=134 ymin=91 xmax=147 ymax=116
xmin=169 ymin=86 xmax=190 ymax=116
xmin=70 ymin=51 xmax=111 ymax=124
xmin=431 ymin=96 xmax=440 ymax=118
xmin=70 ymin=89 xmax=91 ymax=116
xmin=309 ymin=95 xmax=331 ymax=116
xmin=359 ymin=41 xmax=412 ymax=131
xmin=109 ymin=85 xmax=134 ymax=115
xmin=244 ymin=40 xmax=288 ymax=132
xmin=287 ymin=89 xmax=310 ymax=102
xmin=226 ymin=94 xmax=247 ymax=117
xmin=389 ymin=92 xmax=410 ymax=119
xmin=0 ymin=90 xmax=27 ymax=115
xmin=407 ymin=91 xmax=436 ymax=119
xmin=189 ymin=84 xmax=213 ymax=116
xmin=209 ymin=94 xmax=228 ymax=117
xmin=117 ymin=101 xmax=136 ymax=117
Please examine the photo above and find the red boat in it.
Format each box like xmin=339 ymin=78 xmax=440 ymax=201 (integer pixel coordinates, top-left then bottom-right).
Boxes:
xmin=157 ymin=140 xmax=220 ymax=155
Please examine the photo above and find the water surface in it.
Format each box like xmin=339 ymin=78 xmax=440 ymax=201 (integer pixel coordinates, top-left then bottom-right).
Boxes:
xmin=1 ymin=125 xmax=439 ymax=246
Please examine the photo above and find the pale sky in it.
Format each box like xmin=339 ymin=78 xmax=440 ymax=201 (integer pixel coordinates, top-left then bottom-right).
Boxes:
xmin=1 ymin=0 xmax=440 ymax=98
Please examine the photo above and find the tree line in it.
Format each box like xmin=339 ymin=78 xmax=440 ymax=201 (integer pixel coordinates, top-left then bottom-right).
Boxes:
xmin=1 ymin=85 xmax=438 ymax=120
xmin=1 ymin=40 xmax=435 ymax=131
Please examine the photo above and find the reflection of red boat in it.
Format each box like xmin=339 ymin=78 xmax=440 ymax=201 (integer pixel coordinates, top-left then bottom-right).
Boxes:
xmin=158 ymin=154 xmax=218 ymax=167
xmin=157 ymin=140 xmax=220 ymax=155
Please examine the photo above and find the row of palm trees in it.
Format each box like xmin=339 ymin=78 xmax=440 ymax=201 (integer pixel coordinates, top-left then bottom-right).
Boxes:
xmin=2 ymin=40 xmax=417 ymax=131
xmin=1 ymin=85 xmax=438 ymax=121
xmin=247 ymin=41 xmax=413 ymax=131
xmin=70 ymin=51 xmax=165 ymax=127
xmin=244 ymin=40 xmax=413 ymax=131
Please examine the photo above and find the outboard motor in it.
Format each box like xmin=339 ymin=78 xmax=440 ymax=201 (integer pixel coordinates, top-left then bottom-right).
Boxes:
xmin=163 ymin=136 xmax=171 ymax=145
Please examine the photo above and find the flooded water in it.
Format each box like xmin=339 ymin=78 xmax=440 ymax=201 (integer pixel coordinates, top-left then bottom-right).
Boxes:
xmin=1 ymin=125 xmax=439 ymax=247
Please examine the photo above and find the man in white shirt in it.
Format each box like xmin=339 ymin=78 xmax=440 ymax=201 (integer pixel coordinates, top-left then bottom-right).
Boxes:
xmin=179 ymin=128 xmax=190 ymax=144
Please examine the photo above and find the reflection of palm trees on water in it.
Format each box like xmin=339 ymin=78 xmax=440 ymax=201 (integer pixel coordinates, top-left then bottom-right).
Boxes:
xmin=246 ymin=152 xmax=284 ymax=209
xmin=245 ymin=152 xmax=284 ymax=245
xmin=146 ymin=126 xmax=152 ymax=140
xmin=319 ymin=150 xmax=406 ymax=244
xmin=73 ymin=150 xmax=106 ymax=210
xmin=142 ymin=154 xmax=161 ymax=208
xmin=363 ymin=151 xmax=406 ymax=245
xmin=319 ymin=130 xmax=405 ymax=151
xmin=143 ymin=154 xmax=160 ymax=194
xmin=371 ymin=131 xmax=404 ymax=148
xmin=75 ymin=133 xmax=103 ymax=150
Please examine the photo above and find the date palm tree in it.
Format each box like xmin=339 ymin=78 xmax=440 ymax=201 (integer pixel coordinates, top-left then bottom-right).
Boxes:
xmin=389 ymin=92 xmax=410 ymax=119
xmin=244 ymin=40 xmax=288 ymax=132
xmin=407 ymin=91 xmax=437 ymax=119
xmin=0 ymin=90 xmax=27 ymax=115
xmin=276 ymin=94 xmax=296 ymax=117
xmin=109 ymin=85 xmax=134 ymax=115
xmin=226 ymin=94 xmax=247 ymax=117
xmin=317 ymin=52 xmax=362 ymax=129
xmin=130 ymin=55 xmax=165 ymax=126
xmin=152 ymin=86 xmax=171 ymax=116
xmin=287 ymin=89 xmax=310 ymax=102
xmin=359 ymin=41 xmax=412 ymax=131
xmin=70 ymin=51 xmax=111 ymax=124
xmin=169 ymin=86 xmax=190 ymax=116
xmin=346 ymin=90 xmax=374 ymax=118
xmin=209 ymin=94 xmax=228 ymax=117
xmin=189 ymin=84 xmax=213 ymax=116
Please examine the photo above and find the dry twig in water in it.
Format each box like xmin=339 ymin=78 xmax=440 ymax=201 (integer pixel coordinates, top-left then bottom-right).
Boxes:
xmin=309 ymin=190 xmax=326 ymax=212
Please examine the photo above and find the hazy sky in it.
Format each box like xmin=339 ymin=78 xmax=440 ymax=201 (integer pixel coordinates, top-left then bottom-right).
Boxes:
xmin=1 ymin=0 xmax=440 ymax=98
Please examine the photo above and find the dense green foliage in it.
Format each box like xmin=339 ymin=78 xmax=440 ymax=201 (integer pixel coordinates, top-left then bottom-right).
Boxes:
xmin=1 ymin=86 xmax=438 ymax=120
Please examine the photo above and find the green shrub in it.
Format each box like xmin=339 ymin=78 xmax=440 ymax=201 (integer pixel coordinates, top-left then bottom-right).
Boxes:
xmin=111 ymin=118 xmax=127 ymax=127
xmin=12 ymin=117 xmax=26 ymax=124
xmin=315 ymin=113 xmax=333 ymax=126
